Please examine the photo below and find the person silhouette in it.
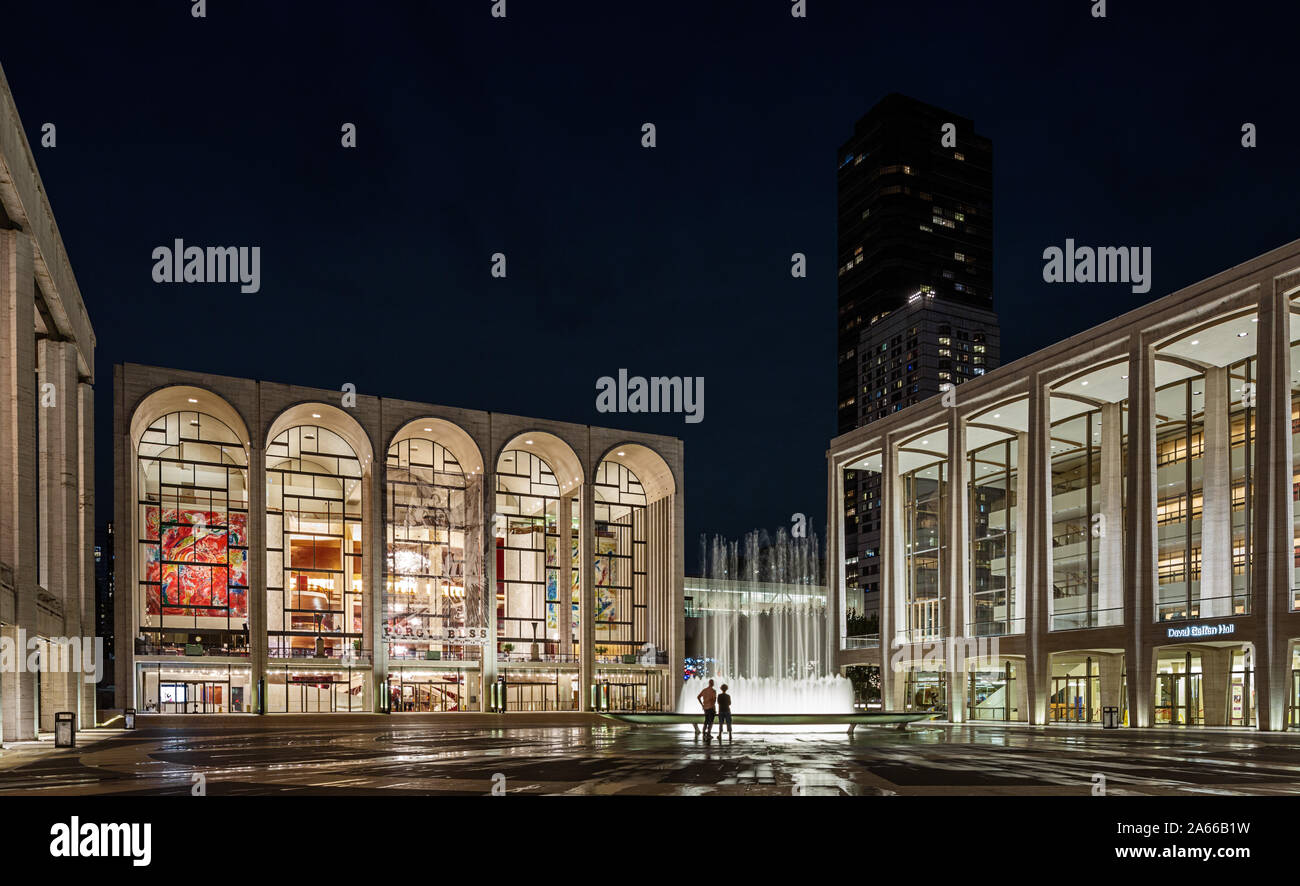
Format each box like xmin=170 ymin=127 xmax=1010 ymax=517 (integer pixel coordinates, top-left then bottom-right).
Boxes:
xmin=696 ymin=679 xmax=717 ymax=737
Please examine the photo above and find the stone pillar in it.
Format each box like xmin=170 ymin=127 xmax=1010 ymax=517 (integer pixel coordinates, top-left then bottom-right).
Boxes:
xmin=1200 ymin=367 xmax=1232 ymax=618
xmin=1125 ymin=336 xmax=1159 ymax=727
xmin=112 ymin=366 xmax=133 ymax=711
xmin=826 ymin=455 xmax=844 ymax=667
xmin=1200 ymin=646 xmax=1232 ymax=727
xmin=1098 ymin=403 xmax=1124 ymax=621
xmin=1024 ymin=374 xmax=1052 ymax=724
xmin=248 ymin=401 xmax=267 ymax=712
xmin=367 ymin=456 xmax=384 ymax=713
xmin=0 ymin=229 xmax=38 ymax=741
xmin=945 ymin=413 xmax=968 ymax=722
xmin=77 ymin=381 xmax=96 ymax=722
xmin=879 ymin=435 xmax=900 ymax=709
xmin=1098 ymin=652 xmax=1124 ymax=717
xmin=1015 ymin=658 xmax=1029 ymax=721
xmin=1014 ymin=432 xmax=1029 ymax=634
xmin=1250 ymin=277 xmax=1294 ymax=731
xmin=482 ymin=468 xmax=498 ymax=710
xmin=578 ymin=481 xmax=595 ymax=711
xmin=39 ymin=339 xmax=81 ymax=728
xmin=559 ymin=495 xmax=573 ymax=658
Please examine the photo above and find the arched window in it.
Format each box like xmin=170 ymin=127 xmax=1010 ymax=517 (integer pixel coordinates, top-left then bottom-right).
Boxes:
xmin=495 ymin=449 xmax=574 ymax=658
xmin=593 ymin=460 xmax=647 ymax=658
xmin=266 ymin=424 xmax=363 ymax=660
xmin=137 ymin=411 xmax=249 ymax=651
xmin=384 ymin=436 xmax=473 ymax=661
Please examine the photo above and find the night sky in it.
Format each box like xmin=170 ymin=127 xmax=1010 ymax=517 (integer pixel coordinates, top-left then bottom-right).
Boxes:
xmin=4 ymin=1 xmax=1298 ymax=572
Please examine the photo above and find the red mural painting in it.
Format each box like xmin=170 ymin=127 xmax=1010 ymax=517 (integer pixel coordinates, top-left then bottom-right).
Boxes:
xmin=144 ymin=507 xmax=248 ymax=618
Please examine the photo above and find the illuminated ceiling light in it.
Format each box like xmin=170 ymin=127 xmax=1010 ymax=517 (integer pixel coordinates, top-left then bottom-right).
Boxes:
xmin=1190 ymin=340 xmax=1199 ymax=346
xmin=1121 ymin=375 xmax=1128 ymax=379
xmin=525 ymin=440 xmax=533 ymax=445
xmin=1251 ymin=317 xmax=1259 ymax=323
xmin=187 ymin=397 xmax=198 ymax=403
xmin=424 ymin=427 xmax=432 ymax=432
xmin=617 ymin=451 xmax=625 ymax=456
xmin=1237 ymin=332 xmax=1249 ymax=337
xmin=1080 ymin=381 xmax=1088 ymax=386
xmin=312 ymin=413 xmax=321 ymax=419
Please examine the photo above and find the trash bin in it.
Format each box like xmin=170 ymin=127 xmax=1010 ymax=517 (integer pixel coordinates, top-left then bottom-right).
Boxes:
xmin=54 ymin=712 xmax=76 ymax=748
xmin=1102 ymin=705 xmax=1120 ymax=729
xmin=123 ymin=708 xmax=136 ymax=730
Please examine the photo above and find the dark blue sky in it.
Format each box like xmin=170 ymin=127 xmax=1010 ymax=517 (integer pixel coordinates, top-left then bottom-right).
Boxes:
xmin=4 ymin=1 xmax=1298 ymax=571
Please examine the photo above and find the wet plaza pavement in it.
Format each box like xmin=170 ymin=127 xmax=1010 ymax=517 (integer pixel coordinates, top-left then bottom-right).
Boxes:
xmin=2 ymin=718 xmax=1299 ymax=796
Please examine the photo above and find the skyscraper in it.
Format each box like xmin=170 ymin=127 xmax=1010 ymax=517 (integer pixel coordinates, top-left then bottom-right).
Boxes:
xmin=836 ymin=94 xmax=1000 ymax=619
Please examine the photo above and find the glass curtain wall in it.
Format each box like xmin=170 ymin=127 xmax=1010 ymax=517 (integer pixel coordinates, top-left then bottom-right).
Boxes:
xmin=495 ymin=450 xmax=577 ymax=662
xmin=1229 ymin=357 xmax=1255 ymax=605
xmin=592 ymin=461 xmax=648 ymax=660
xmin=266 ymin=424 xmax=364 ymax=661
xmin=136 ymin=411 xmax=250 ymax=655
xmin=969 ymin=438 xmax=1017 ymax=636
xmin=1154 ymin=379 xmax=1205 ymax=620
xmin=903 ymin=461 xmax=945 ymax=642
xmin=1050 ymin=413 xmax=1101 ymax=629
xmin=384 ymin=437 xmax=474 ymax=662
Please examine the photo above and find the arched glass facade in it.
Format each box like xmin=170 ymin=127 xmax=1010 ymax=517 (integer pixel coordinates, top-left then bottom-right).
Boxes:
xmin=265 ymin=424 xmax=364 ymax=660
xmin=383 ymin=436 xmax=475 ymax=661
xmin=592 ymin=460 xmax=648 ymax=659
xmin=136 ymin=411 xmax=250 ymax=652
xmin=494 ymin=449 xmax=575 ymax=660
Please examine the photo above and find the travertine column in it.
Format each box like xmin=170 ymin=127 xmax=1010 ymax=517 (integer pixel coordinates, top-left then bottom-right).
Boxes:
xmin=1098 ymin=403 xmax=1125 ymax=621
xmin=482 ymin=468 xmax=498 ymax=710
xmin=1099 ymin=652 xmax=1124 ymax=716
xmin=1014 ymin=432 xmax=1029 ymax=633
xmin=879 ymin=436 xmax=900 ymax=709
xmin=1200 ymin=646 xmax=1232 ymax=727
xmin=1250 ymin=278 xmax=1293 ymax=731
xmin=559 ymin=495 xmax=573 ymax=658
xmin=827 ymin=455 xmax=844 ymax=666
xmin=77 ymin=381 xmax=95 ymax=722
xmin=1200 ymin=367 xmax=1232 ymax=618
xmin=1125 ymin=336 xmax=1158 ymax=727
xmin=248 ymin=402 xmax=267 ymax=713
xmin=1015 ymin=659 xmax=1029 ymax=721
xmin=945 ymin=413 xmax=968 ymax=722
xmin=39 ymin=339 xmax=81 ymax=727
xmin=1024 ymin=374 xmax=1052 ymax=724
xmin=578 ymin=481 xmax=595 ymax=711
xmin=0 ymin=229 xmax=38 ymax=741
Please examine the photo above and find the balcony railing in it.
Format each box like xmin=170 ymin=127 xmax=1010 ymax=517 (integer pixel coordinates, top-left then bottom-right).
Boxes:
xmin=843 ymin=634 xmax=880 ymax=649
xmin=1050 ymin=606 xmax=1123 ymax=631
xmin=134 ymin=641 xmax=250 ymax=658
xmin=967 ymin=617 xmax=1025 ymax=637
xmin=267 ymin=647 xmax=373 ymax=664
xmin=1156 ymin=595 xmax=1250 ymax=622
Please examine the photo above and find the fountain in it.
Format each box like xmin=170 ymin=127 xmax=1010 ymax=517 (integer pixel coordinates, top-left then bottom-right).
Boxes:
xmin=679 ymin=528 xmax=854 ymax=715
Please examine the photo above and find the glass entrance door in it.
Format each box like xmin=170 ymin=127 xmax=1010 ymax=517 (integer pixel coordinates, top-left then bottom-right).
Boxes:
xmin=159 ymin=681 xmax=229 ymax=713
xmin=1050 ymin=676 xmax=1098 ymax=723
xmin=1155 ymin=672 xmax=1202 ymax=724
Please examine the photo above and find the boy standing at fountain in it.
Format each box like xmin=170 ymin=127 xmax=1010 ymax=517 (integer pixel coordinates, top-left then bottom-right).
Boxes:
xmin=697 ymin=679 xmax=717 ymax=737
xmin=717 ymin=684 xmax=733 ymax=738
